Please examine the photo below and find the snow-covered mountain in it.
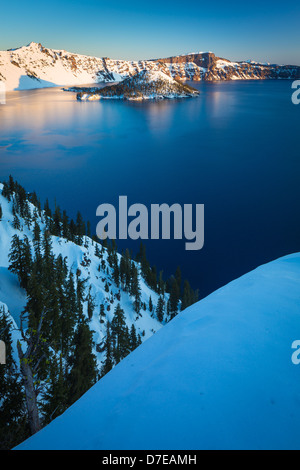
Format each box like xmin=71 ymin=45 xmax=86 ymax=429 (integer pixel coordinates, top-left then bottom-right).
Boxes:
xmin=1 ymin=42 xmax=299 ymax=91
xmin=74 ymin=70 xmax=200 ymax=101
xmin=16 ymin=252 xmax=300 ymax=450
xmin=156 ymin=51 xmax=300 ymax=81
xmin=0 ymin=182 xmax=164 ymax=371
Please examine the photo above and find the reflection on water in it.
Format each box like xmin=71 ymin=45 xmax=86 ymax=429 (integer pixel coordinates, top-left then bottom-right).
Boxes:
xmin=0 ymin=80 xmax=299 ymax=297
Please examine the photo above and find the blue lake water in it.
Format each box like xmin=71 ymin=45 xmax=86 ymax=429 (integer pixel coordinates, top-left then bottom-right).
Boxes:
xmin=0 ymin=80 xmax=299 ymax=298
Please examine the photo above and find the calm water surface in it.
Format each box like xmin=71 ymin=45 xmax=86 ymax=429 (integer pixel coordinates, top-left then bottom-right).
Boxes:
xmin=0 ymin=80 xmax=299 ymax=298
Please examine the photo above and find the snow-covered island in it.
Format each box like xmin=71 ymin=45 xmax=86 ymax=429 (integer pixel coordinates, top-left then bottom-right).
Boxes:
xmin=66 ymin=70 xmax=200 ymax=101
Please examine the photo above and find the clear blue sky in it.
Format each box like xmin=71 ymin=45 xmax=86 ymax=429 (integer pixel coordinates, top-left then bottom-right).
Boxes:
xmin=1 ymin=0 xmax=300 ymax=64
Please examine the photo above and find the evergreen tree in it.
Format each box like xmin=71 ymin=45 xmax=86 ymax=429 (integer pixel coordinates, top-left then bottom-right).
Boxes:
xmin=87 ymin=286 xmax=95 ymax=321
xmin=101 ymin=321 xmax=113 ymax=377
xmin=158 ymin=270 xmax=165 ymax=295
xmin=75 ymin=211 xmax=86 ymax=245
xmin=52 ymin=204 xmax=62 ymax=236
xmin=0 ymin=308 xmax=27 ymax=449
xmin=130 ymin=263 xmax=141 ymax=314
xmin=181 ymin=280 xmax=193 ymax=311
xmin=44 ymin=198 xmax=52 ymax=219
xmin=8 ymin=235 xmax=32 ymax=290
xmin=41 ymin=354 xmax=68 ymax=425
xmin=129 ymin=324 xmax=139 ymax=350
xmin=95 ymin=243 xmax=101 ymax=259
xmin=12 ymin=214 xmax=21 ymax=230
xmin=168 ymin=278 xmax=180 ymax=320
xmin=156 ymin=296 xmax=165 ymax=322
xmin=67 ymin=318 xmax=98 ymax=405
xmin=60 ymin=272 xmax=77 ymax=354
xmin=62 ymin=210 xmax=70 ymax=239
xmin=99 ymin=303 xmax=106 ymax=323
xmin=111 ymin=304 xmax=130 ymax=364
xmin=2 ymin=181 xmax=12 ymax=201
xmin=112 ymin=253 xmax=120 ymax=287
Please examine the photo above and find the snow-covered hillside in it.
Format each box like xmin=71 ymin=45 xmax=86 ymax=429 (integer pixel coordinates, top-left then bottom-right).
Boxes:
xmin=15 ymin=252 xmax=300 ymax=450
xmin=0 ymin=183 xmax=164 ymax=370
xmin=75 ymin=70 xmax=200 ymax=101
xmin=1 ymin=42 xmax=299 ymax=91
xmin=0 ymin=42 xmax=162 ymax=91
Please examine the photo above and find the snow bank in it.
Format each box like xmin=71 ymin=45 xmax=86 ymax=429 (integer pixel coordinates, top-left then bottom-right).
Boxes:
xmin=16 ymin=253 xmax=300 ymax=450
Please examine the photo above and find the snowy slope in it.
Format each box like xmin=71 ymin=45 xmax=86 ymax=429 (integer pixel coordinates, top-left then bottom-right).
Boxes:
xmin=0 ymin=42 xmax=162 ymax=91
xmin=0 ymin=184 xmax=164 ymax=370
xmin=16 ymin=253 xmax=300 ymax=450
xmin=1 ymin=43 xmax=299 ymax=91
xmin=75 ymin=70 xmax=200 ymax=101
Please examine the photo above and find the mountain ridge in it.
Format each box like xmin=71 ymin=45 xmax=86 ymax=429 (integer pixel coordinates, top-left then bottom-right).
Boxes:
xmin=1 ymin=42 xmax=299 ymax=91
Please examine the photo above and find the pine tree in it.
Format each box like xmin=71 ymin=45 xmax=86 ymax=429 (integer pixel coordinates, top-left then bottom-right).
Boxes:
xmin=62 ymin=210 xmax=70 ymax=239
xmin=130 ymin=263 xmax=141 ymax=314
xmin=111 ymin=303 xmax=130 ymax=363
xmin=67 ymin=318 xmax=98 ymax=405
xmin=156 ymin=296 xmax=165 ymax=322
xmin=99 ymin=303 xmax=106 ymax=323
xmin=181 ymin=280 xmax=192 ymax=311
xmin=129 ymin=324 xmax=139 ymax=350
xmin=101 ymin=321 xmax=113 ymax=377
xmin=112 ymin=253 xmax=120 ymax=287
xmin=60 ymin=272 xmax=77 ymax=354
xmin=87 ymin=286 xmax=95 ymax=321
xmin=33 ymin=220 xmax=41 ymax=244
xmin=75 ymin=211 xmax=86 ymax=245
xmin=95 ymin=243 xmax=101 ymax=259
xmin=41 ymin=354 xmax=68 ymax=425
xmin=52 ymin=204 xmax=62 ymax=236
xmin=168 ymin=278 xmax=180 ymax=320
xmin=2 ymin=181 xmax=12 ymax=201
xmin=158 ymin=270 xmax=165 ymax=295
xmin=12 ymin=214 xmax=21 ymax=230
xmin=0 ymin=308 xmax=27 ymax=449
xmin=8 ymin=235 xmax=32 ymax=290
xmin=44 ymin=198 xmax=52 ymax=219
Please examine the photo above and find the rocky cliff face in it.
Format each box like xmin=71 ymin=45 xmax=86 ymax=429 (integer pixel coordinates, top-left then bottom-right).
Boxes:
xmin=1 ymin=42 xmax=299 ymax=91
xmin=156 ymin=51 xmax=300 ymax=81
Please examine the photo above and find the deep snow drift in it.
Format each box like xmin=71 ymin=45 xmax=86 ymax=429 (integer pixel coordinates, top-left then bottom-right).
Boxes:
xmin=16 ymin=253 xmax=300 ymax=450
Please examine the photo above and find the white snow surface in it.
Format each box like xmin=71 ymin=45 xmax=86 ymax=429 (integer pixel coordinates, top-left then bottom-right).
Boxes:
xmin=16 ymin=252 xmax=300 ymax=450
xmin=0 ymin=42 xmax=163 ymax=91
